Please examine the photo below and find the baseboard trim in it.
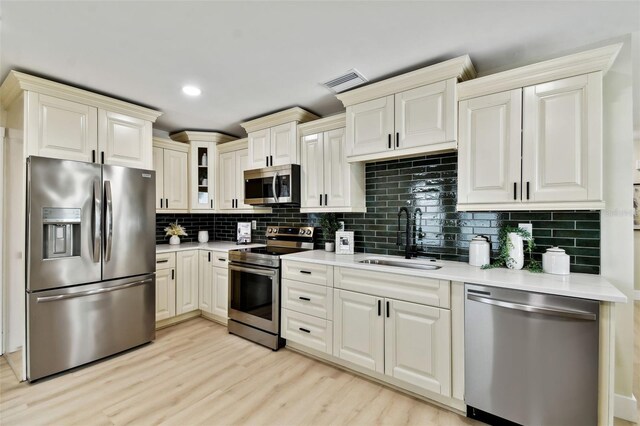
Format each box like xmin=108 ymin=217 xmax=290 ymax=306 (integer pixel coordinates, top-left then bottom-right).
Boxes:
xmin=634 ymin=290 xmax=640 ymax=301
xmin=614 ymin=393 xmax=638 ymax=422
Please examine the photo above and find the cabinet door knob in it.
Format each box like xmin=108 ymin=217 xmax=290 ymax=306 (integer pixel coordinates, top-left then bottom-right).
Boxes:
xmin=265 ymin=156 xmax=268 ymax=166
xmin=101 ymin=151 xmax=105 ymax=164
xmin=270 ymin=155 xmax=273 ymax=166
xmin=92 ymin=150 xmax=96 ymax=163
xmin=386 ymin=301 xmax=390 ymax=318
xmin=378 ymin=300 xmax=381 ymax=316
xmin=319 ymin=195 xmax=322 ymax=206
xmin=396 ymin=132 xmax=399 ymax=148
xmin=388 ymin=134 xmax=391 ymax=149
xmin=324 ymin=194 xmax=328 ymax=205
xmin=208 ymin=252 xmax=211 ymax=262
xmin=166 ymin=198 xmax=169 ymax=209
xmin=160 ymin=198 xmax=163 ymax=208
xmin=526 ymin=182 xmax=530 ymax=200
xmin=513 ymin=182 xmax=517 ymax=200
xmin=171 ymin=269 xmax=175 ymax=280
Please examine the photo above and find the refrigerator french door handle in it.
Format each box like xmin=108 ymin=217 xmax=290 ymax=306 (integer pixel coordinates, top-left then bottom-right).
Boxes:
xmin=36 ymin=278 xmax=153 ymax=303
xmin=105 ymin=180 xmax=113 ymax=262
xmin=272 ymin=172 xmax=279 ymax=203
xmin=92 ymin=180 xmax=101 ymax=263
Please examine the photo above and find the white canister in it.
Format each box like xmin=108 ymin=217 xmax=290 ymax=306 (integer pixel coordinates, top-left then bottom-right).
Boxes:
xmin=198 ymin=230 xmax=209 ymax=243
xmin=542 ymin=247 xmax=570 ymax=275
xmin=469 ymin=235 xmax=490 ymax=267
xmin=506 ymin=232 xmax=524 ymax=270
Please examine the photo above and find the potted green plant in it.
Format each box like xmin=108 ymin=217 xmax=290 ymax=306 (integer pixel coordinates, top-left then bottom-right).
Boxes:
xmin=481 ymin=225 xmax=542 ymax=272
xmin=319 ymin=213 xmax=341 ymax=252
xmin=165 ymin=221 xmax=188 ymax=245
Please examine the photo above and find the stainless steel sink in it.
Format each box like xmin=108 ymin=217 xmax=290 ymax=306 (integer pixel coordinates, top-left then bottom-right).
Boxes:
xmin=358 ymin=258 xmax=442 ymax=270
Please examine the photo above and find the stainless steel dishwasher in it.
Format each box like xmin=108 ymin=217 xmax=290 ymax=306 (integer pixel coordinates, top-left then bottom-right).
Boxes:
xmin=465 ymin=283 xmax=599 ymax=426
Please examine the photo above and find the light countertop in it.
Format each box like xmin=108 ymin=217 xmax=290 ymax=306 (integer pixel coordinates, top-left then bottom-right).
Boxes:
xmin=281 ymin=250 xmax=627 ymax=303
xmin=156 ymin=241 xmax=265 ymax=254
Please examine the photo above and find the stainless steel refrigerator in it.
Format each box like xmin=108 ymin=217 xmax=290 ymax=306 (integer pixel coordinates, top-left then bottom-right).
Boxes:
xmin=26 ymin=156 xmax=156 ymax=381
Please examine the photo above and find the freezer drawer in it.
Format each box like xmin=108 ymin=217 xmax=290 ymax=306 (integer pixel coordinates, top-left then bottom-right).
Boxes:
xmin=464 ymin=283 xmax=599 ymax=426
xmin=27 ymin=274 xmax=155 ymax=381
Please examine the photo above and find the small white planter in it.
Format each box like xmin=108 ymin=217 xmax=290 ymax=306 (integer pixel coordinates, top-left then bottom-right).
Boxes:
xmin=325 ymin=242 xmax=335 ymax=252
xmin=169 ymin=235 xmax=181 ymax=245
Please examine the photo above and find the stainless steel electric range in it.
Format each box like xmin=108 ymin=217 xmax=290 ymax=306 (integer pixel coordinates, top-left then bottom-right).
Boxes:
xmin=228 ymin=225 xmax=315 ymax=350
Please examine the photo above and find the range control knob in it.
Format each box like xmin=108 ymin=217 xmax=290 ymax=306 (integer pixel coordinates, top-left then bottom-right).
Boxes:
xmin=299 ymin=229 xmax=305 ymax=235
xmin=268 ymin=228 xmax=274 ymax=233
xmin=306 ymin=229 xmax=312 ymax=235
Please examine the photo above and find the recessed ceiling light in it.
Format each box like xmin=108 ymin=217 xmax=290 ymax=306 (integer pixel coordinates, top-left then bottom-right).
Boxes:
xmin=182 ymin=85 xmax=201 ymax=96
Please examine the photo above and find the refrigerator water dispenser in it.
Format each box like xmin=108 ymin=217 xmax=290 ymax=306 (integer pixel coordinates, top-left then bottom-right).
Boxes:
xmin=42 ymin=207 xmax=81 ymax=259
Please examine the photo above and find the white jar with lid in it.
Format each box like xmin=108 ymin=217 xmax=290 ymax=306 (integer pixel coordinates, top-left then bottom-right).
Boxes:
xmin=542 ymin=247 xmax=570 ymax=275
xmin=469 ymin=235 xmax=490 ymax=267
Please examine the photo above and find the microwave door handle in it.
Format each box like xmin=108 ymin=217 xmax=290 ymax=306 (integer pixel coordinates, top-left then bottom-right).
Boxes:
xmin=104 ymin=180 xmax=113 ymax=262
xmin=92 ymin=180 xmax=101 ymax=263
xmin=272 ymin=172 xmax=279 ymax=203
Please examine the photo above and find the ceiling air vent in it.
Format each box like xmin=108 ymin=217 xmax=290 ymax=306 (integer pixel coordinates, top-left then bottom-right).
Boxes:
xmin=322 ymin=69 xmax=368 ymax=93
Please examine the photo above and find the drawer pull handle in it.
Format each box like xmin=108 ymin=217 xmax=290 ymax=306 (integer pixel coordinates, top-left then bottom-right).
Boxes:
xmin=218 ymin=258 xmax=226 ymax=262
xmin=156 ymin=259 xmax=169 ymax=263
xmin=299 ymin=327 xmax=311 ymax=333
xmin=299 ymin=270 xmax=311 ymax=275
xmin=299 ymin=296 xmax=311 ymax=301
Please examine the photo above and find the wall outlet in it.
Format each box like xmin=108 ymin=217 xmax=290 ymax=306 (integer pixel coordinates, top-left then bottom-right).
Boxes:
xmin=339 ymin=221 xmax=345 ymax=231
xmin=518 ymin=223 xmax=533 ymax=240
xmin=251 ymin=220 xmax=257 ymax=230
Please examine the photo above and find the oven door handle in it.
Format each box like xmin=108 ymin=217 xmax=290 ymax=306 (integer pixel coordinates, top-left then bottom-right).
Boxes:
xmin=229 ymin=263 xmax=278 ymax=277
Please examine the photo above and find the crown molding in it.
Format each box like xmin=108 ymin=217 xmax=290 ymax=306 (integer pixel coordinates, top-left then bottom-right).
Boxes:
xmin=240 ymin=107 xmax=319 ymax=133
xmin=458 ymin=43 xmax=622 ymax=100
xmin=169 ymin=131 xmax=237 ymax=144
xmin=216 ymin=138 xmax=248 ymax=153
xmin=297 ymin=113 xmax=346 ymax=136
xmin=0 ymin=70 xmax=162 ymax=122
xmin=336 ymin=55 xmax=476 ymax=107
xmin=153 ymin=136 xmax=189 ymax=152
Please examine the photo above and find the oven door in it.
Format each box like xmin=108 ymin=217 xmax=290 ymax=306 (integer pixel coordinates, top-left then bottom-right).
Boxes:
xmin=228 ymin=262 xmax=280 ymax=334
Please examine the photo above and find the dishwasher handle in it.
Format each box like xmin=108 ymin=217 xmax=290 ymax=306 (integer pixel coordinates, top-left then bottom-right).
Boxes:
xmin=466 ymin=294 xmax=597 ymax=321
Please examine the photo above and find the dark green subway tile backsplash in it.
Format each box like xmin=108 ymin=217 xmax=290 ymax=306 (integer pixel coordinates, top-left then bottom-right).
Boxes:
xmin=157 ymin=152 xmax=600 ymax=274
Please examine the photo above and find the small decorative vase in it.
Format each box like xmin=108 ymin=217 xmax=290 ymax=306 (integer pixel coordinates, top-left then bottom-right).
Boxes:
xmin=325 ymin=242 xmax=335 ymax=252
xmin=198 ymin=231 xmax=209 ymax=243
xmin=169 ymin=235 xmax=181 ymax=245
xmin=506 ymin=232 xmax=524 ymax=270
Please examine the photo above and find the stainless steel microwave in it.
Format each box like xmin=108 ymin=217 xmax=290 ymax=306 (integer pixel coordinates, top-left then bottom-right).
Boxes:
xmin=244 ymin=164 xmax=300 ymax=206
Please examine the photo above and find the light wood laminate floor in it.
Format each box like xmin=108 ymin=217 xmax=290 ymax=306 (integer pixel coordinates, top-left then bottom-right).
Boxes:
xmin=1 ymin=318 xmax=479 ymax=426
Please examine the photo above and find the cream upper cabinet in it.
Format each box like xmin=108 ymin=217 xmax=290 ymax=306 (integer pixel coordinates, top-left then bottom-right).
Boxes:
xmin=198 ymin=251 xmax=213 ymax=313
xmin=211 ymin=265 xmax=229 ymax=320
xmin=270 ymin=122 xmax=297 ymax=166
xmin=176 ymin=250 xmax=199 ymax=315
xmin=217 ymin=139 xmax=271 ymax=213
xmin=11 ymin=72 xmax=161 ymax=167
xmin=99 ymin=109 xmax=152 ymax=169
xmin=457 ymin=72 xmax=604 ymax=211
xmin=385 ymin=298 xmax=451 ymax=397
xmin=301 ymin=133 xmax=325 ymax=209
xmin=333 ymin=289 xmax=384 ymax=373
xmin=345 ymin=80 xmax=457 ymax=162
xmin=298 ymin=115 xmax=366 ymax=213
xmin=346 ymin=95 xmax=394 ymax=158
xmin=27 ymin=93 xmax=99 ymax=163
xmin=242 ymin=107 xmax=319 ymax=169
xmin=153 ymin=138 xmax=188 ymax=213
xmin=522 ymin=73 xmax=602 ymax=204
xmin=218 ymin=150 xmax=236 ymax=210
xmin=395 ymin=80 xmax=455 ymax=150
xmin=248 ymin=128 xmax=270 ymax=169
xmin=458 ymin=89 xmax=523 ymax=205
xmin=155 ymin=267 xmax=176 ymax=321
xmin=189 ymin=142 xmax=216 ymax=211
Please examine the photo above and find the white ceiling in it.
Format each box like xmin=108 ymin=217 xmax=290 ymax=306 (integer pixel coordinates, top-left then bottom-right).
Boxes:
xmin=1 ymin=1 xmax=639 ymax=137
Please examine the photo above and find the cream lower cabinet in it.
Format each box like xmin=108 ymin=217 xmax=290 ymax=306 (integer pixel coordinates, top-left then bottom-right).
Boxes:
xmin=155 ymin=253 xmax=177 ymax=322
xmin=333 ymin=289 xmax=451 ymax=397
xmin=176 ymin=250 xmax=199 ymax=315
xmin=458 ymin=72 xmax=604 ymax=210
xmin=199 ymin=251 xmax=229 ymax=322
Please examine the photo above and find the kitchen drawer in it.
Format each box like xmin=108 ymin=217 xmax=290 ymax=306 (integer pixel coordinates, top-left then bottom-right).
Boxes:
xmin=212 ymin=252 xmax=229 ymax=268
xmin=282 ymin=279 xmax=333 ymax=320
xmin=281 ymin=309 xmax=332 ymax=355
xmin=155 ymin=252 xmax=176 ymax=270
xmin=282 ymin=260 xmax=333 ymax=287
xmin=335 ymin=267 xmax=450 ymax=309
